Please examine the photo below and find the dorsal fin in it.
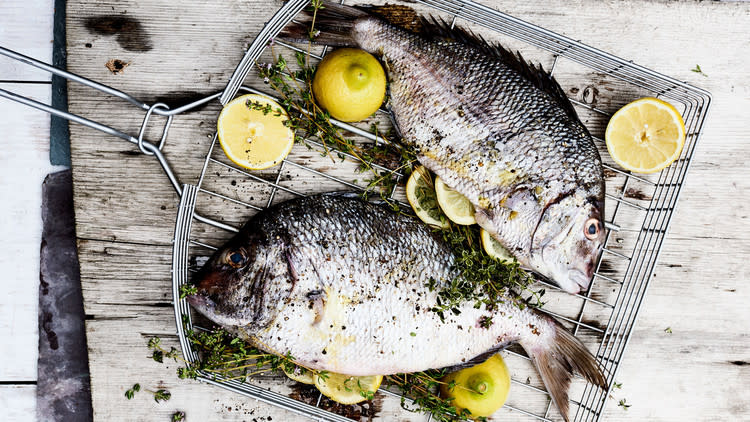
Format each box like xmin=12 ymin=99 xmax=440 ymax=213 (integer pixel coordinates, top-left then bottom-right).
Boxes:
xmin=419 ymin=17 xmax=581 ymax=122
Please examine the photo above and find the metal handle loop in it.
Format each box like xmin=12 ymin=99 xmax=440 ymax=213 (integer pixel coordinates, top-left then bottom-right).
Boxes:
xmin=137 ymin=102 xmax=173 ymax=155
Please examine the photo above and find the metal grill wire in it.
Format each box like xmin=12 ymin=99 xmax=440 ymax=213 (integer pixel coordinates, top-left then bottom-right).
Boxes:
xmin=174 ymin=1 xmax=711 ymax=421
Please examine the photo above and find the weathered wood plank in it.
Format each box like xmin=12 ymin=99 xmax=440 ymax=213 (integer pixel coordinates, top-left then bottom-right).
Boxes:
xmin=68 ymin=0 xmax=750 ymax=421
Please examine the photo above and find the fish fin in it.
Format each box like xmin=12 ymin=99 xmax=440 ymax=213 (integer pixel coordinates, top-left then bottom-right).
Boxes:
xmin=439 ymin=343 xmax=510 ymax=373
xmin=522 ymin=315 xmax=607 ymax=422
xmin=306 ymin=289 xmax=327 ymax=324
xmin=419 ymin=17 xmax=582 ymax=123
xmin=278 ymin=2 xmax=368 ymax=47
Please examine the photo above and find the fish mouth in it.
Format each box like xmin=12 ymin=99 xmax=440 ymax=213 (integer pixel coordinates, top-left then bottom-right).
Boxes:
xmin=185 ymin=294 xmax=208 ymax=309
xmin=566 ymin=269 xmax=591 ymax=295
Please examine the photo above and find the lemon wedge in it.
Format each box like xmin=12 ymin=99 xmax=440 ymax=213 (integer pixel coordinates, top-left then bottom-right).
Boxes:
xmin=605 ymin=97 xmax=686 ymax=173
xmin=434 ymin=177 xmax=476 ymax=225
xmin=405 ymin=166 xmax=450 ymax=229
xmin=440 ymin=355 xmax=511 ymax=418
xmin=217 ymin=94 xmax=294 ymax=170
xmin=480 ymin=229 xmax=514 ymax=262
xmin=312 ymin=48 xmax=386 ymax=122
xmin=283 ymin=365 xmax=314 ymax=385
xmin=314 ymin=372 xmax=382 ymax=405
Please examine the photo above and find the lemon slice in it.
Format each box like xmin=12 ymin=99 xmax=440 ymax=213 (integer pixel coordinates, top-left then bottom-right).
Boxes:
xmin=283 ymin=365 xmax=314 ymax=385
xmin=314 ymin=372 xmax=382 ymax=405
xmin=605 ymin=97 xmax=686 ymax=174
xmin=480 ymin=229 xmax=514 ymax=262
xmin=217 ymin=94 xmax=294 ymax=170
xmin=405 ymin=166 xmax=450 ymax=229
xmin=434 ymin=177 xmax=476 ymax=225
xmin=440 ymin=355 xmax=511 ymax=418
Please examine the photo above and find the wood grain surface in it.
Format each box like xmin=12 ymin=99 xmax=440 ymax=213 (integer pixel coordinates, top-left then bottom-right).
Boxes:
xmin=66 ymin=1 xmax=750 ymax=421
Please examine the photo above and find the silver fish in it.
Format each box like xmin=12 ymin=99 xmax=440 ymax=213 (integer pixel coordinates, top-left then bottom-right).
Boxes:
xmin=283 ymin=3 xmax=606 ymax=294
xmin=189 ymin=194 xmax=605 ymax=420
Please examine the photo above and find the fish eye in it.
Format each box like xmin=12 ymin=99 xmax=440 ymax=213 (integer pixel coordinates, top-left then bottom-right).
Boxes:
xmin=584 ymin=218 xmax=601 ymax=240
xmin=226 ymin=250 xmax=246 ymax=268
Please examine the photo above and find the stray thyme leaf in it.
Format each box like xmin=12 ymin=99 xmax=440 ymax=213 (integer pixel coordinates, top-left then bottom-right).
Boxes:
xmin=125 ymin=383 xmax=140 ymax=400
xmin=618 ymin=398 xmax=631 ymax=410
xmin=153 ymin=389 xmax=171 ymax=403
xmin=691 ymin=64 xmax=707 ymax=77
xmin=152 ymin=350 xmax=164 ymax=363
xmin=171 ymin=411 xmax=186 ymax=422
xmin=478 ymin=316 xmax=493 ymax=328
xmin=613 ymin=382 xmax=622 ymax=389
xmin=664 ymin=327 xmax=673 ymax=334
xmin=179 ymin=284 xmax=197 ymax=299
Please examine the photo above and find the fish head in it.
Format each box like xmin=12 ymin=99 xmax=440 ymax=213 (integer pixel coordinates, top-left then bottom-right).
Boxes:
xmin=529 ymin=193 xmax=605 ymax=294
xmin=187 ymin=232 xmax=271 ymax=329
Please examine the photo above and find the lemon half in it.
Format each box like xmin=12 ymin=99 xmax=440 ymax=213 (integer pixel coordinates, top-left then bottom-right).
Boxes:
xmin=605 ymin=97 xmax=686 ymax=174
xmin=217 ymin=94 xmax=294 ymax=170
xmin=406 ymin=166 xmax=450 ymax=229
xmin=440 ymin=355 xmax=511 ymax=418
xmin=314 ymin=372 xmax=382 ymax=405
xmin=435 ymin=177 xmax=476 ymax=225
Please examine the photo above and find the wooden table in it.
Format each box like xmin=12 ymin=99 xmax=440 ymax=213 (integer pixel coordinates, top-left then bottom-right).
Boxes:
xmin=67 ymin=0 xmax=750 ymax=420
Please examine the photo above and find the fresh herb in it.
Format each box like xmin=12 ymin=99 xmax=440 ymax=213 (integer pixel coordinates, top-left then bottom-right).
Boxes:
xmin=664 ymin=327 xmax=673 ymax=334
xmin=618 ymin=398 xmax=631 ymax=410
xmin=256 ymin=48 xmax=413 ymax=211
xmin=691 ymin=64 xmax=707 ymax=77
xmin=384 ymin=370 xmax=472 ymax=422
xmin=613 ymin=381 xmax=622 ymax=389
xmin=360 ymin=389 xmax=376 ymax=401
xmin=171 ymin=411 xmax=186 ymax=422
xmin=427 ymin=225 xmax=543 ymax=321
xmin=148 ymin=337 xmax=179 ymax=363
xmin=125 ymin=382 xmax=169 ymax=403
xmin=125 ymin=383 xmax=140 ymax=400
xmin=179 ymin=284 xmax=198 ymax=299
xmin=153 ymin=389 xmax=172 ymax=403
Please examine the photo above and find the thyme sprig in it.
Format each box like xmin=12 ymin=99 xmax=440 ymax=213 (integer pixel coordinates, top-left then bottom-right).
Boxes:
xmin=124 ymin=382 xmax=171 ymax=403
xmin=256 ymin=49 xmax=412 ymax=210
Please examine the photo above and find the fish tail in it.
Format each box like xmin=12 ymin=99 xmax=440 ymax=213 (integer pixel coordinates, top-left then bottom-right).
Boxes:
xmin=278 ymin=1 xmax=368 ymax=47
xmin=521 ymin=314 xmax=607 ymax=422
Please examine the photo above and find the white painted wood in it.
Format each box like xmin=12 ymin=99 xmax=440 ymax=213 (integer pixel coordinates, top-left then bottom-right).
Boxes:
xmin=0 ymin=0 xmax=55 ymax=81
xmin=64 ymin=0 xmax=750 ymax=421
xmin=0 ymin=385 xmax=37 ymax=422
xmin=0 ymin=83 xmax=57 ymax=384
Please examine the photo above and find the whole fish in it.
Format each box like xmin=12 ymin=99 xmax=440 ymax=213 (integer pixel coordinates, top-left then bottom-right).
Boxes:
xmin=189 ymin=194 xmax=605 ymax=420
xmin=282 ymin=3 xmax=606 ymax=294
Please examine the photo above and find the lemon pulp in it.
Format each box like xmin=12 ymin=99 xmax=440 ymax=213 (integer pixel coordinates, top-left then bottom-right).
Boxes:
xmin=480 ymin=229 xmax=514 ymax=262
xmin=406 ymin=166 xmax=450 ymax=228
xmin=314 ymin=372 xmax=382 ymax=405
xmin=434 ymin=177 xmax=476 ymax=225
xmin=217 ymin=94 xmax=294 ymax=170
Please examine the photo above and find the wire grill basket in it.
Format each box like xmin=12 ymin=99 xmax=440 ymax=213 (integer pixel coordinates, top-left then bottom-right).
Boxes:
xmin=0 ymin=0 xmax=711 ymax=420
